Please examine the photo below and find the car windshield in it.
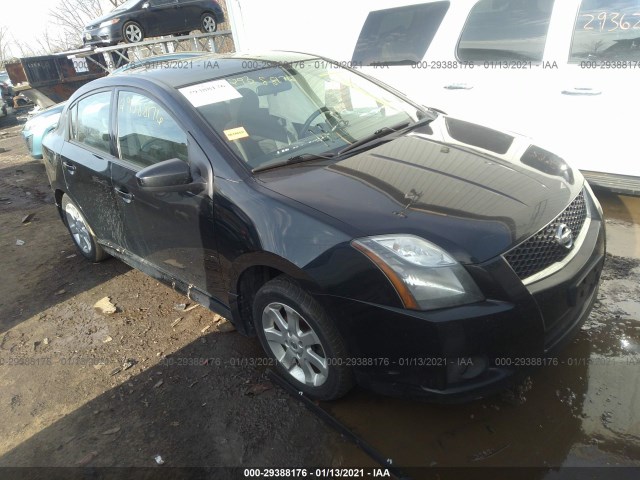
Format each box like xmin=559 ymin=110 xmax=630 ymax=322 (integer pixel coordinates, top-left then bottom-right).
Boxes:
xmin=184 ymin=59 xmax=424 ymax=171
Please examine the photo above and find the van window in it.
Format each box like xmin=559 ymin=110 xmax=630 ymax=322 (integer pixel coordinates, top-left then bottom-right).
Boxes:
xmin=351 ymin=2 xmax=450 ymax=66
xmin=569 ymin=0 xmax=640 ymax=62
xmin=458 ymin=0 xmax=555 ymax=62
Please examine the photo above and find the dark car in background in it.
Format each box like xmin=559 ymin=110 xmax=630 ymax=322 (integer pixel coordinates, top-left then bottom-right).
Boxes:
xmin=41 ymin=52 xmax=605 ymax=402
xmin=83 ymin=0 xmax=224 ymax=46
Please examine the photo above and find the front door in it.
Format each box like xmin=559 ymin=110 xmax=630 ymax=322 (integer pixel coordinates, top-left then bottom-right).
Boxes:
xmin=143 ymin=0 xmax=184 ymax=36
xmin=110 ymin=89 xmax=224 ymax=299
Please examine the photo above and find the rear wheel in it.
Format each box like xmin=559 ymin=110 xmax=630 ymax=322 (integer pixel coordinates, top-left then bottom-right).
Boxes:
xmin=61 ymin=195 xmax=108 ymax=263
xmin=201 ymin=13 xmax=217 ymax=33
xmin=253 ymin=276 xmax=353 ymax=400
xmin=123 ymin=21 xmax=144 ymax=43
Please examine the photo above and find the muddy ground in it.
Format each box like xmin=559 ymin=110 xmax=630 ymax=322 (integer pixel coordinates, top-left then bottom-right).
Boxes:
xmin=1 ymin=114 xmax=639 ymax=479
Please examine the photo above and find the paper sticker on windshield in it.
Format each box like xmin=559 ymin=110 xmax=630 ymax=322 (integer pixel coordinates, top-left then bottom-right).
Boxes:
xmin=179 ymin=80 xmax=242 ymax=107
xmin=224 ymin=126 xmax=249 ymax=141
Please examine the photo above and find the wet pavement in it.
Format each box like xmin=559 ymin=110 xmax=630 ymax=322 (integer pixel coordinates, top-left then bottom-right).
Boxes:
xmin=313 ymin=190 xmax=640 ymax=477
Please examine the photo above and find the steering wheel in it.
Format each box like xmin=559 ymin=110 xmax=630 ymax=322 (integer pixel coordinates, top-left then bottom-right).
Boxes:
xmin=300 ymin=107 xmax=346 ymax=137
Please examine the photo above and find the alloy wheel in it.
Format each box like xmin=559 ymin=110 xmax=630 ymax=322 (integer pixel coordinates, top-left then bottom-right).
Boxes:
xmin=202 ymin=15 xmax=217 ymax=32
xmin=64 ymin=202 xmax=92 ymax=255
xmin=125 ymin=24 xmax=143 ymax=42
xmin=262 ymin=302 xmax=329 ymax=386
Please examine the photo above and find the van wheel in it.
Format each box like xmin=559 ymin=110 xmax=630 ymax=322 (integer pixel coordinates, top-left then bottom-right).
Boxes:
xmin=253 ymin=276 xmax=353 ymax=400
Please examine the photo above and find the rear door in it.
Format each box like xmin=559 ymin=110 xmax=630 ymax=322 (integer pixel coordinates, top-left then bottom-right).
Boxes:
xmin=544 ymin=0 xmax=640 ymax=182
xmin=352 ymin=1 xmax=557 ymax=131
xmin=60 ymin=90 xmax=125 ymax=248
xmin=110 ymin=89 xmax=224 ymax=299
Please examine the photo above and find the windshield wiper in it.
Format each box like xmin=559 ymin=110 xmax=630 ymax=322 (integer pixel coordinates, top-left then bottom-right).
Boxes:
xmin=337 ymin=117 xmax=434 ymax=156
xmin=252 ymin=116 xmax=435 ymax=173
xmin=252 ymin=152 xmax=335 ymax=173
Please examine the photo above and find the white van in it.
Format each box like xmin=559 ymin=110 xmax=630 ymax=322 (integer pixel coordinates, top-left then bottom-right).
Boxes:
xmin=228 ymin=0 xmax=640 ymax=195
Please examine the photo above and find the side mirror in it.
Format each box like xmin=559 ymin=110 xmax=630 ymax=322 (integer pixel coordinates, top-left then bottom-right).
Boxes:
xmin=142 ymin=2 xmax=150 ymax=9
xmin=136 ymin=158 xmax=206 ymax=193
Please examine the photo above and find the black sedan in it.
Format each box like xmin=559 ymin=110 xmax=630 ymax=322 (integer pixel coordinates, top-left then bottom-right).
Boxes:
xmin=42 ymin=52 xmax=605 ymax=401
xmin=83 ymin=0 xmax=224 ymax=46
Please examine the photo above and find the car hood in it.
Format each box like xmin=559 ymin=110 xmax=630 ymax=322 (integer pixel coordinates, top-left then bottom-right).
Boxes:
xmin=258 ymin=115 xmax=584 ymax=264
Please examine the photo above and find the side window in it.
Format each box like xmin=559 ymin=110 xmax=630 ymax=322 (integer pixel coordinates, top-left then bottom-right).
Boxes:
xmin=351 ymin=2 xmax=450 ymax=66
xmin=74 ymin=91 xmax=112 ymax=154
xmin=457 ymin=0 xmax=556 ymax=62
xmin=569 ymin=0 xmax=640 ymax=62
xmin=117 ymin=91 xmax=188 ymax=168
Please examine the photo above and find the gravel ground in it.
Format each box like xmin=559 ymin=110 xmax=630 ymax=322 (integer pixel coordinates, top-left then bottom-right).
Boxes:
xmin=0 ymin=118 xmax=367 ymax=473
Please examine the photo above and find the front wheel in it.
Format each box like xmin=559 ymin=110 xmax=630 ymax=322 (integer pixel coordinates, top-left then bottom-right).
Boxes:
xmin=123 ymin=21 xmax=144 ymax=43
xmin=201 ymin=13 xmax=217 ymax=33
xmin=61 ymin=195 xmax=108 ymax=263
xmin=253 ymin=276 xmax=353 ymax=400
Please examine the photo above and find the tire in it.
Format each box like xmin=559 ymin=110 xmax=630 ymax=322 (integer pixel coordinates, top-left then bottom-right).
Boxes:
xmin=253 ymin=276 xmax=354 ymax=400
xmin=61 ymin=195 xmax=108 ymax=263
xmin=201 ymin=13 xmax=217 ymax=33
xmin=123 ymin=21 xmax=144 ymax=43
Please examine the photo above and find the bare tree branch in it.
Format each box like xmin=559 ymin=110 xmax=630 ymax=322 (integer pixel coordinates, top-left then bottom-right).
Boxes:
xmin=0 ymin=26 xmax=12 ymax=66
xmin=47 ymin=0 xmax=127 ymax=51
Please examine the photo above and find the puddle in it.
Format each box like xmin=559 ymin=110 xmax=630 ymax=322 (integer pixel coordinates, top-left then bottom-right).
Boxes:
xmin=599 ymin=191 xmax=640 ymax=259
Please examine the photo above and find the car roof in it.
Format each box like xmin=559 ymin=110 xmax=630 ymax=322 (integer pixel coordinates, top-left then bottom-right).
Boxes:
xmin=103 ymin=51 xmax=319 ymax=89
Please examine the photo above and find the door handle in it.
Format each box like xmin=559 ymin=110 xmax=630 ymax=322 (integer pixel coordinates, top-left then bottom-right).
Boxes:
xmin=62 ymin=161 xmax=76 ymax=174
xmin=562 ymin=87 xmax=601 ymax=96
xmin=114 ymin=187 xmax=134 ymax=204
xmin=444 ymin=83 xmax=474 ymax=90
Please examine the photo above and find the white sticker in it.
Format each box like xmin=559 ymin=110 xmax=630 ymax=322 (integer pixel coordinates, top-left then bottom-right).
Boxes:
xmin=179 ymin=80 xmax=242 ymax=107
xmin=70 ymin=58 xmax=89 ymax=73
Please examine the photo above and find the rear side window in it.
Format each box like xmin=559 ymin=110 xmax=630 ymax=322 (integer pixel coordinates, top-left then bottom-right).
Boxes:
xmin=117 ymin=91 xmax=188 ymax=168
xmin=351 ymin=2 xmax=450 ymax=66
xmin=569 ymin=0 xmax=640 ymax=62
xmin=458 ymin=0 xmax=555 ymax=62
xmin=73 ymin=91 xmax=112 ymax=154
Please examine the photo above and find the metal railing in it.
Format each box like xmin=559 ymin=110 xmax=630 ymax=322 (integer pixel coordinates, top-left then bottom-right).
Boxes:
xmin=68 ymin=31 xmax=235 ymax=73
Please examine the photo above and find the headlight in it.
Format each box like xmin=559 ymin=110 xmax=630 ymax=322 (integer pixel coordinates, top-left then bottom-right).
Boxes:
xmin=99 ymin=18 xmax=121 ymax=28
xmin=25 ymin=112 xmax=61 ymax=133
xmin=352 ymin=235 xmax=484 ymax=310
xmin=584 ymin=181 xmax=603 ymax=218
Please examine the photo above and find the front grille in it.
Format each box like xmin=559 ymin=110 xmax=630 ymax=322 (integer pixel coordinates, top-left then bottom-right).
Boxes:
xmin=25 ymin=135 xmax=33 ymax=153
xmin=505 ymin=191 xmax=588 ymax=280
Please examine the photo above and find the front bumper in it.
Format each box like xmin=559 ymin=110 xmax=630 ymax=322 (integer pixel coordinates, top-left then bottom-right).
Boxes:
xmin=318 ymin=194 xmax=605 ymax=402
xmin=22 ymin=130 xmax=36 ymax=157
xmin=82 ymin=26 xmax=121 ymax=46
